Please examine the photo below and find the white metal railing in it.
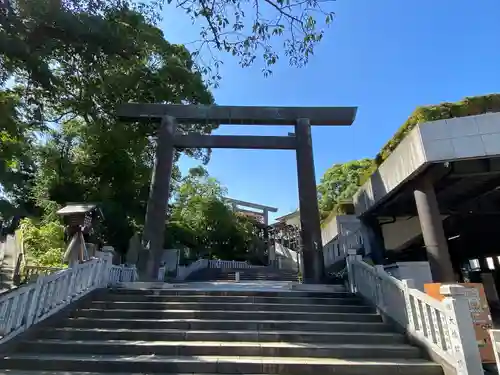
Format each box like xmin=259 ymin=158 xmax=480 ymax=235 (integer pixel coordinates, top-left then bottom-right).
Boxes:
xmin=208 ymin=260 xmax=260 ymax=269
xmin=0 ymin=255 xmax=136 ymax=345
xmin=176 ymin=259 xmax=260 ymax=281
xmin=108 ymin=264 xmax=138 ymax=284
xmin=346 ymin=251 xmax=483 ymax=375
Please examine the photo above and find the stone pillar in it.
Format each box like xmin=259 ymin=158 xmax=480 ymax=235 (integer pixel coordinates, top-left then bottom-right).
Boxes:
xmin=414 ymin=176 xmax=455 ymax=282
xmin=360 ymin=216 xmax=385 ymax=264
xmin=440 ymin=284 xmax=483 ymax=375
xmin=142 ymin=115 xmax=177 ymax=281
xmin=295 ymin=118 xmax=324 ymax=283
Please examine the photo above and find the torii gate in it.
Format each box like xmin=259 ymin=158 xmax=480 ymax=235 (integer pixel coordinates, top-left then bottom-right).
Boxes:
xmin=224 ymin=198 xmax=277 ymax=226
xmin=117 ymin=104 xmax=357 ymax=283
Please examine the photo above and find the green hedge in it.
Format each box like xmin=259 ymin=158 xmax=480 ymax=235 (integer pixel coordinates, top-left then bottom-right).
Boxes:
xmin=359 ymin=94 xmax=500 ymax=185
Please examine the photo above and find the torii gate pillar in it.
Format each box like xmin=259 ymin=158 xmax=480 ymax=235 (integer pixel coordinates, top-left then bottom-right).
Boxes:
xmin=295 ymin=118 xmax=324 ymax=283
xmin=140 ymin=116 xmax=177 ymax=280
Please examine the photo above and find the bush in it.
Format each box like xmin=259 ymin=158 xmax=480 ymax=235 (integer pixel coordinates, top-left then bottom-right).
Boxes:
xmin=19 ymin=218 xmax=66 ymax=267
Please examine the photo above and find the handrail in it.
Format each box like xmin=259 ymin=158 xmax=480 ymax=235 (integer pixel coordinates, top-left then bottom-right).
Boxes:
xmin=346 ymin=251 xmax=483 ymax=375
xmin=0 ymin=255 xmax=137 ymax=345
xmin=21 ymin=265 xmax=64 ymax=285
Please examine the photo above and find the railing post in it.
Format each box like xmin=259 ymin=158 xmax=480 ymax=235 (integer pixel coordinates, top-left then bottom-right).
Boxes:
xmin=26 ymin=275 xmax=44 ymax=327
xmin=102 ymin=253 xmax=113 ymax=286
xmin=346 ymin=249 xmax=358 ymax=294
xmin=440 ymin=284 xmax=483 ymax=375
xmin=374 ymin=265 xmax=385 ymax=308
xmin=401 ymin=279 xmax=416 ymax=331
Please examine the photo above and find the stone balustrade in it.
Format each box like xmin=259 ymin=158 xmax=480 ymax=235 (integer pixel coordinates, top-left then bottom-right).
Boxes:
xmin=347 ymin=250 xmax=483 ymax=375
xmin=0 ymin=255 xmax=137 ymax=345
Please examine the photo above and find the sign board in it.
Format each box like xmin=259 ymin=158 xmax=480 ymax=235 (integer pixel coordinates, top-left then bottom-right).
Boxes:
xmin=424 ymin=283 xmax=495 ymax=363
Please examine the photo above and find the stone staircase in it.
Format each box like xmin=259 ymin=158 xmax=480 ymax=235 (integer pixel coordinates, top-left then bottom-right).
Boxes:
xmin=186 ymin=266 xmax=299 ymax=282
xmin=0 ymin=287 xmax=443 ymax=374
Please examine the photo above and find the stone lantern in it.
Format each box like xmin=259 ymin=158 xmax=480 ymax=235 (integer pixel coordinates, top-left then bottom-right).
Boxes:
xmin=56 ymin=203 xmax=102 ymax=266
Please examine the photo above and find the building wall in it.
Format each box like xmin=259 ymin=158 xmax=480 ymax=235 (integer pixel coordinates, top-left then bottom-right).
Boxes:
xmin=321 ymin=215 xmax=361 ymax=268
xmin=283 ymin=214 xmax=301 ymax=228
xmin=274 ymin=242 xmax=300 ymax=271
xmin=381 ymin=215 xmax=448 ymax=251
xmin=321 ymin=214 xmax=340 ymax=245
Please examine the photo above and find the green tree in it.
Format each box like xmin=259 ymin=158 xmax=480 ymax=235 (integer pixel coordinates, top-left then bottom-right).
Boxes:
xmin=1 ymin=0 xmax=336 ymax=88
xmin=1 ymin=7 xmax=216 ymax=254
xmin=317 ymin=159 xmax=373 ymax=216
xmin=19 ymin=218 xmax=66 ymax=267
xmin=168 ymin=166 xmax=261 ymax=260
xmin=0 ymin=88 xmax=41 ymax=219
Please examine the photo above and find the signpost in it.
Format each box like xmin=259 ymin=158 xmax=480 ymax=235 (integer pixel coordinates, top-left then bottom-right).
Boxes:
xmin=425 ymin=282 xmax=495 ymax=363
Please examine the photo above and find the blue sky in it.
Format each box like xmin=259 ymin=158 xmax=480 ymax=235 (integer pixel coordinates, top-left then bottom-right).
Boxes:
xmin=161 ymin=0 xmax=500 ymax=222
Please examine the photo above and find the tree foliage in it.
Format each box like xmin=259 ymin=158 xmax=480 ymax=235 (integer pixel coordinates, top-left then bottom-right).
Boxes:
xmin=1 ymin=0 xmax=336 ymax=88
xmin=0 ymin=0 xmax=292 ymax=265
xmin=0 ymin=4 xmax=217 ymax=256
xmin=0 ymin=89 xmax=38 ymax=217
xmin=167 ymin=167 xmax=262 ymax=260
xmin=317 ymin=159 xmax=372 ymax=218
xmin=174 ymin=0 xmax=336 ymax=76
xmin=19 ymin=218 xmax=66 ymax=267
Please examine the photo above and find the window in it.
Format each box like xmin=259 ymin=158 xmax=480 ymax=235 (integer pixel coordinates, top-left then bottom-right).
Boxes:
xmin=469 ymin=258 xmax=480 ymax=271
xmin=486 ymin=257 xmax=495 ymax=270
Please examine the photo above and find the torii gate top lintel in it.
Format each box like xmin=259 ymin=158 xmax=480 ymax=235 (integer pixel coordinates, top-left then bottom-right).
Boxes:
xmin=117 ymin=103 xmax=357 ymax=126
xmin=224 ymin=198 xmax=278 ymax=213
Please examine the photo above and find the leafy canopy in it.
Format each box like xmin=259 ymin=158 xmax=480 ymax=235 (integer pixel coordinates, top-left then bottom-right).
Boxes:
xmin=1 ymin=0 xmax=336 ymax=88
xmin=168 ymin=167 xmax=263 ymax=261
xmin=317 ymin=159 xmax=372 ymax=218
xmin=0 ymin=4 xmax=216 ymax=254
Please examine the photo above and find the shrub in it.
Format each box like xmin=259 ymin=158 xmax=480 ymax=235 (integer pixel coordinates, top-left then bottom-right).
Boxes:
xmin=19 ymin=218 xmax=66 ymax=268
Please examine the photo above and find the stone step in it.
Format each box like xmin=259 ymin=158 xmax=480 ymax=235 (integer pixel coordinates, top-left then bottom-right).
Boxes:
xmin=217 ymin=278 xmax=299 ymax=281
xmin=107 ymin=288 xmax=350 ymax=298
xmin=89 ymin=301 xmax=374 ymax=313
xmin=220 ymin=271 xmax=297 ymax=274
xmin=0 ymin=354 xmax=443 ymax=374
xmin=220 ymin=273 xmax=297 ymax=277
xmin=61 ymin=318 xmax=392 ymax=332
xmin=39 ymin=328 xmax=406 ymax=345
xmin=219 ymin=280 xmax=300 ymax=282
xmin=102 ymin=294 xmax=362 ymax=305
xmin=20 ymin=340 xmax=423 ymax=359
xmin=74 ymin=308 xmax=381 ymax=322
xmin=0 ymin=372 xmax=276 ymax=375
xmin=218 ymin=273 xmax=297 ymax=276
